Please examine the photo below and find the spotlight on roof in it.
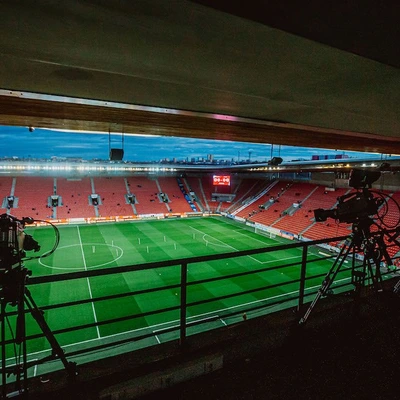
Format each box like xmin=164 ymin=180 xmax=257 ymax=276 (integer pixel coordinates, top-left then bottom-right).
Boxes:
xmin=28 ymin=126 xmax=35 ymax=132
xmin=268 ymin=157 xmax=283 ymax=166
xmin=109 ymin=148 xmax=124 ymax=161
xmin=108 ymin=129 xmax=124 ymax=161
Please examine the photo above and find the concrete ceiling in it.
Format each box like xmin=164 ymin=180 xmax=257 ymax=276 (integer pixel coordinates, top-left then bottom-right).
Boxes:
xmin=0 ymin=0 xmax=399 ymax=154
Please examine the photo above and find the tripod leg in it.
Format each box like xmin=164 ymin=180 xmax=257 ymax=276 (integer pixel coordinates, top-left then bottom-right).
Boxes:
xmin=15 ymin=287 xmax=28 ymax=395
xmin=23 ymin=288 xmax=77 ymax=377
xmin=394 ymin=279 xmax=400 ymax=294
xmin=1 ymin=301 xmax=7 ymax=399
xmin=299 ymin=241 xmax=353 ymax=325
xmin=1 ymin=295 xmax=29 ymax=398
xmin=367 ymin=257 xmax=383 ymax=292
xmin=362 ymin=242 xmax=384 ymax=292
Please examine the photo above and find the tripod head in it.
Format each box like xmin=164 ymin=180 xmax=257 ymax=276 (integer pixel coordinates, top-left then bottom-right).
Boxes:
xmin=351 ymin=217 xmax=393 ymax=267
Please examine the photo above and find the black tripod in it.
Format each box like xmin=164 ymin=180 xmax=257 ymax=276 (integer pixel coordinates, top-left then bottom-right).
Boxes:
xmin=1 ymin=265 xmax=77 ymax=398
xmin=299 ymin=218 xmax=391 ymax=325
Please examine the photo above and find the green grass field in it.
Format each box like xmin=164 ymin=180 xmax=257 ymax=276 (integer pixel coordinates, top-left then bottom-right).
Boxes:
xmin=3 ymin=217 xmax=351 ymax=372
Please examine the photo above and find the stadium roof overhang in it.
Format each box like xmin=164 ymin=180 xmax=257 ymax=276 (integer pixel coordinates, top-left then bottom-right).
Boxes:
xmin=0 ymin=1 xmax=399 ymax=155
xmin=1 ymin=157 xmax=399 ymax=177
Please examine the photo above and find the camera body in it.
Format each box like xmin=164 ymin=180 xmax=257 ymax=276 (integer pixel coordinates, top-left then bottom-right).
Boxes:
xmin=0 ymin=214 xmax=40 ymax=272
xmin=314 ymin=189 xmax=381 ymax=224
xmin=313 ymin=168 xmax=382 ymax=224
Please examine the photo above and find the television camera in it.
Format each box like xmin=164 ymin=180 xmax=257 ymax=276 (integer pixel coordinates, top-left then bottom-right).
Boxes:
xmin=0 ymin=214 xmax=39 ymax=271
xmin=299 ymin=167 xmax=400 ymax=325
xmin=0 ymin=213 xmax=76 ymax=398
xmin=314 ymin=168 xmax=384 ymax=224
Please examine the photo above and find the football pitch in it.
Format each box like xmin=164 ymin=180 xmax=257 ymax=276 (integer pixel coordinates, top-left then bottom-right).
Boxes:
xmin=4 ymin=217 xmax=350 ymax=369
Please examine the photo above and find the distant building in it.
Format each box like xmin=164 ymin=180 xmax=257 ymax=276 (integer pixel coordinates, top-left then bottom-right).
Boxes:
xmin=312 ymin=154 xmax=349 ymax=160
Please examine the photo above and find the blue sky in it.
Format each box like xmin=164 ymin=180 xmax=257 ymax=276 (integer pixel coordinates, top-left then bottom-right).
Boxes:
xmin=0 ymin=125 xmax=381 ymax=162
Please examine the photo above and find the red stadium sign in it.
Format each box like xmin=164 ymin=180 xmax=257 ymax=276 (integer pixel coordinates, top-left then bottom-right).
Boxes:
xmin=213 ymin=175 xmax=231 ymax=186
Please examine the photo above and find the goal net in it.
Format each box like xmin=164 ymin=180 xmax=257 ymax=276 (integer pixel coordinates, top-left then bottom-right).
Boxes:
xmin=255 ymin=227 xmax=276 ymax=239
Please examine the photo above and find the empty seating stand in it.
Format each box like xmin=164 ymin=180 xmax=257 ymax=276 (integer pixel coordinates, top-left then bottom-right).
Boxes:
xmin=94 ymin=177 xmax=134 ymax=216
xmin=11 ymin=177 xmax=54 ymax=220
xmin=237 ymin=183 xmax=305 ymax=225
xmin=157 ymin=177 xmax=194 ymax=213
xmin=0 ymin=177 xmax=15 ymax=214
xmin=223 ymin=178 xmax=268 ymax=214
xmin=184 ymin=176 xmax=209 ymax=211
xmin=126 ymin=177 xmax=168 ymax=215
xmin=56 ymin=178 xmax=95 ymax=218
xmin=235 ymin=185 xmax=282 ymax=221
xmin=273 ymin=186 xmax=348 ymax=236
xmin=0 ymin=174 xmax=397 ymax=260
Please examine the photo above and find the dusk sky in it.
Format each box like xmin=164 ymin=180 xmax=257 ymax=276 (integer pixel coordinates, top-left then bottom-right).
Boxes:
xmin=0 ymin=125 xmax=383 ymax=162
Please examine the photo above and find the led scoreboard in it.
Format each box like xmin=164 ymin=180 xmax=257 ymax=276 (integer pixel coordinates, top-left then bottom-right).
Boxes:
xmin=212 ymin=175 xmax=231 ymax=186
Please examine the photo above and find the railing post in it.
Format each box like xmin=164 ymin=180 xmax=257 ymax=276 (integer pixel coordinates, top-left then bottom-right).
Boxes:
xmin=297 ymin=244 xmax=308 ymax=312
xmin=179 ymin=262 xmax=188 ymax=347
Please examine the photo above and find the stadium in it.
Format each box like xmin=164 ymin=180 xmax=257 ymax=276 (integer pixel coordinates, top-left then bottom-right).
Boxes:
xmin=1 ymin=2 xmax=400 ymax=400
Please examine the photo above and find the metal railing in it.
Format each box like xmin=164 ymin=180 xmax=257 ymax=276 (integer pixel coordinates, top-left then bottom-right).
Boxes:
xmin=2 ymin=233 xmax=399 ymax=373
